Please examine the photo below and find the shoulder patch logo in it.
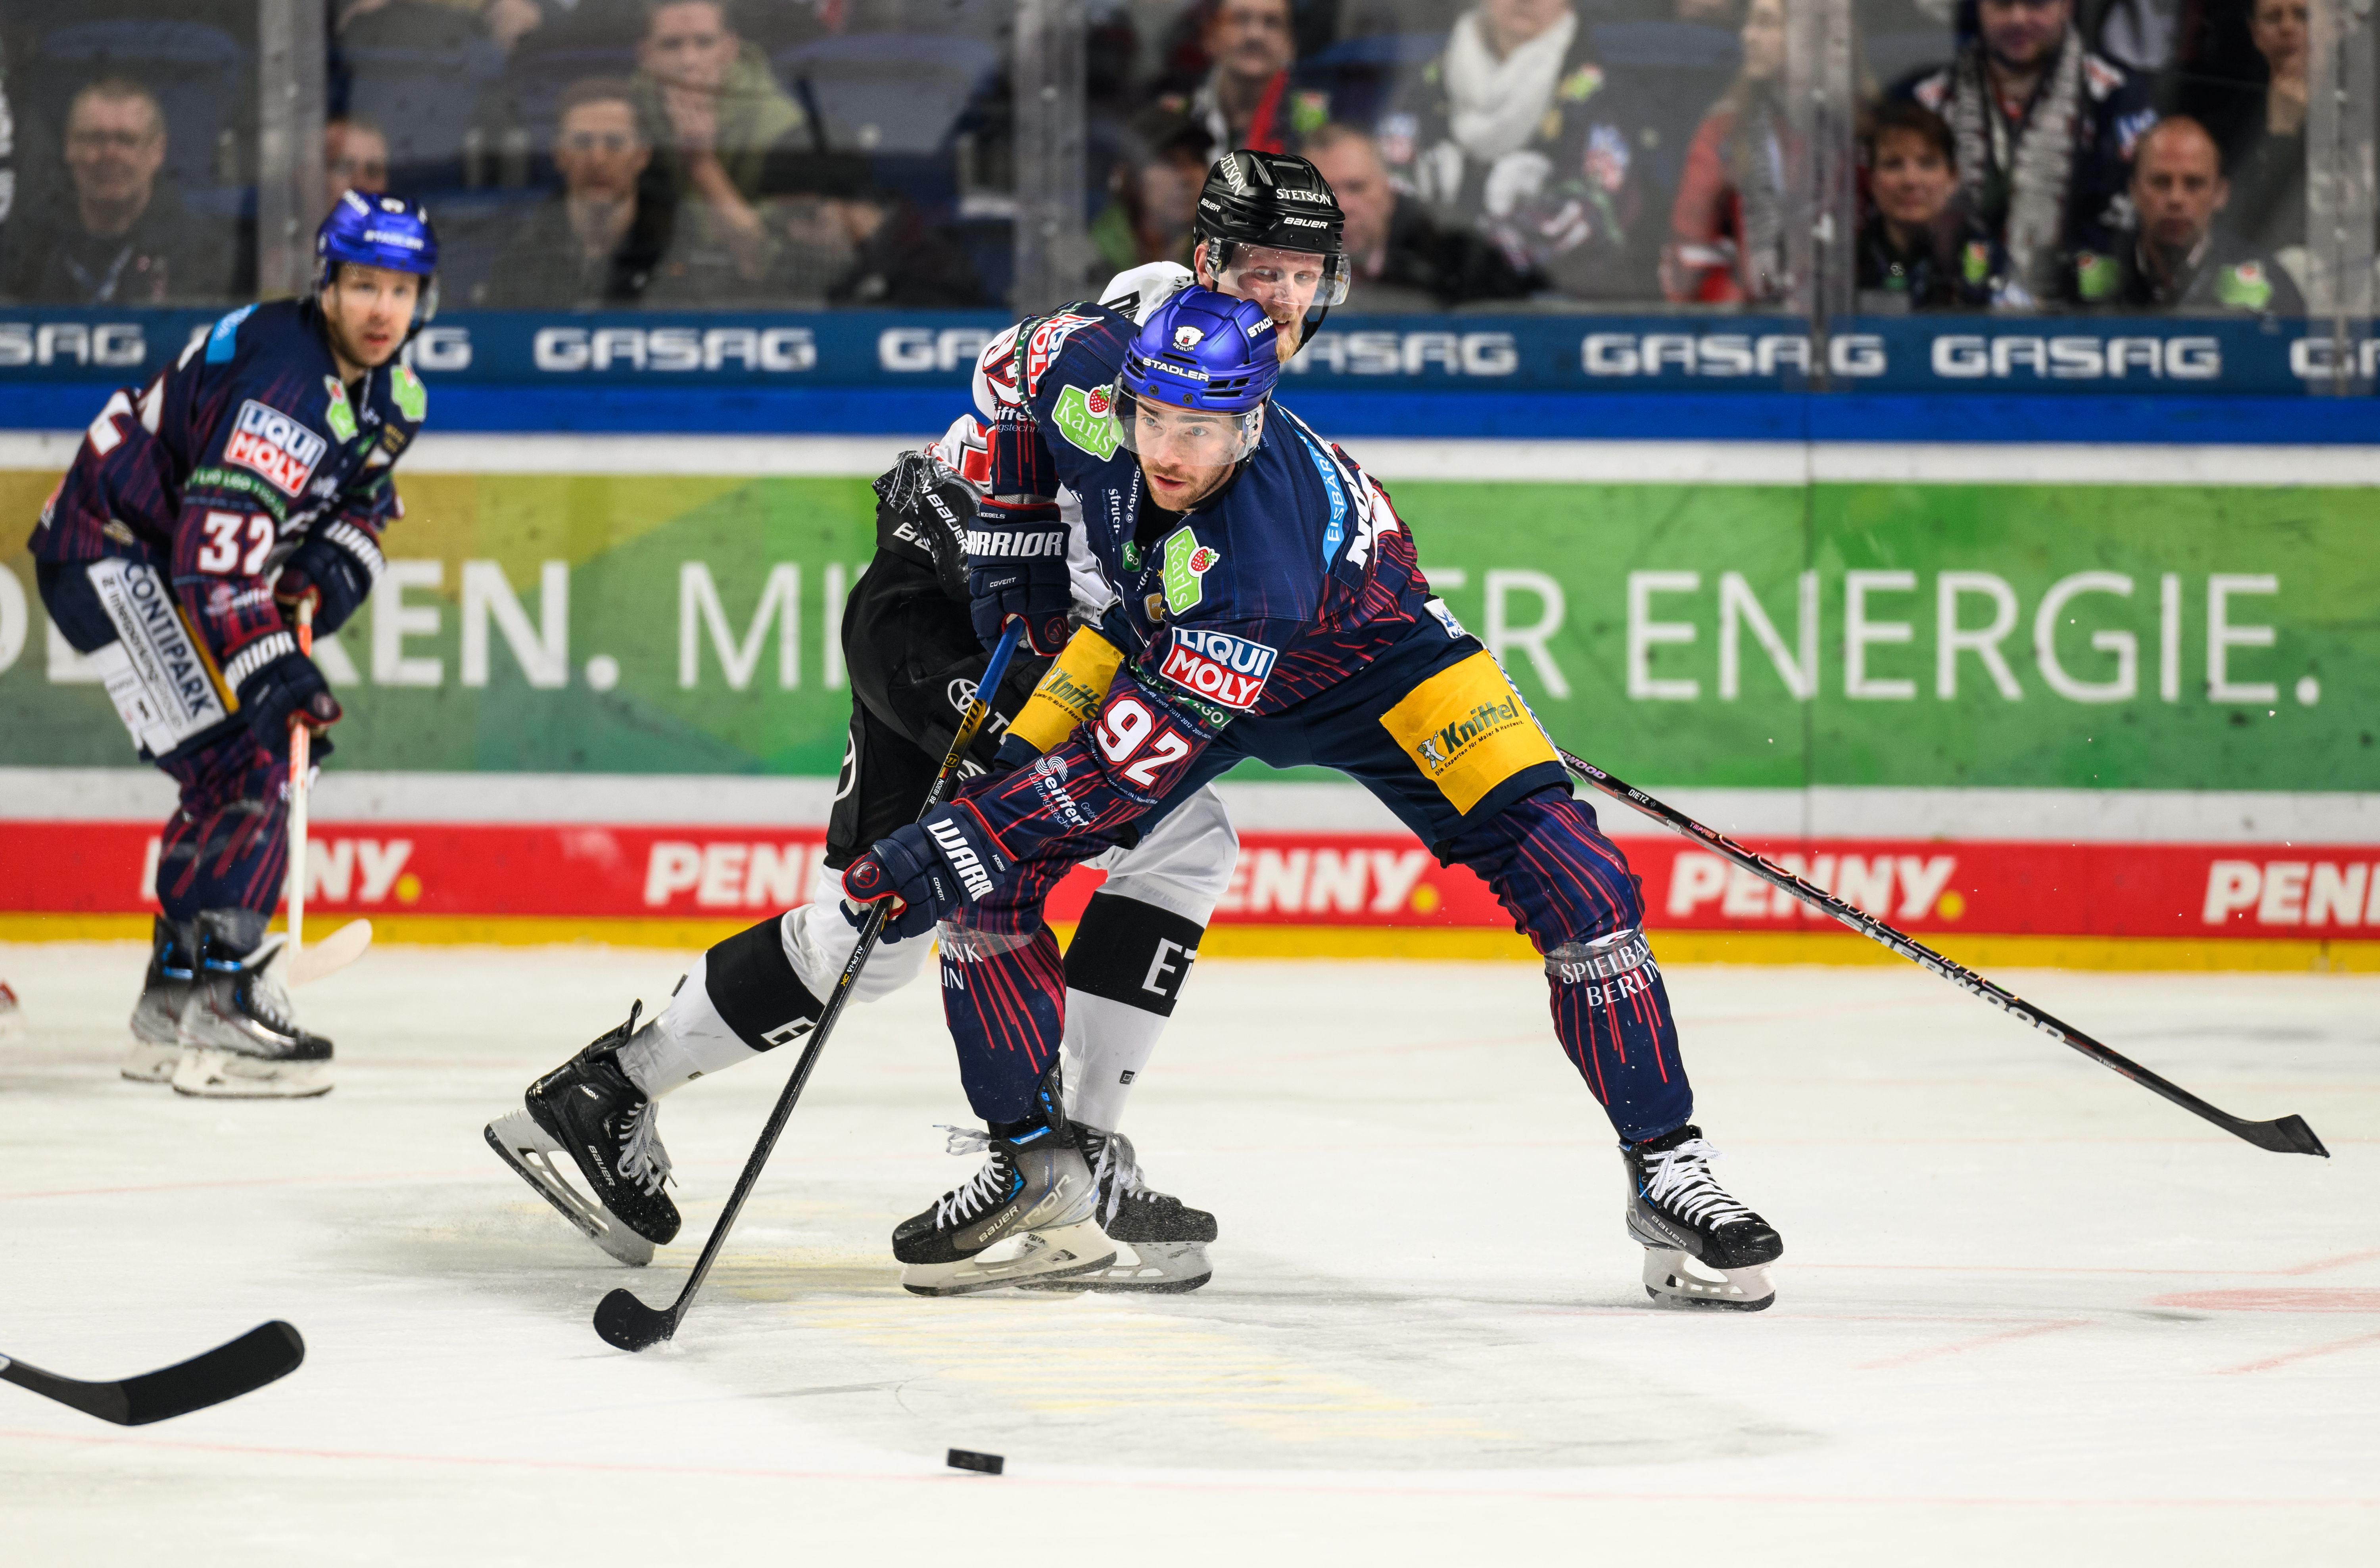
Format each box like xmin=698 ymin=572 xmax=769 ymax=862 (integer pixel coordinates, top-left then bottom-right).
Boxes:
xmin=1053 ymin=383 xmax=1122 ymax=460
xmin=322 ymin=376 xmax=359 ymax=441
xmin=390 ymin=362 xmax=428 ymax=422
xmin=224 ymin=399 xmax=328 ymax=497
xmin=204 ymin=303 xmax=257 ymax=365
xmin=1161 ymin=529 xmax=1219 ymax=616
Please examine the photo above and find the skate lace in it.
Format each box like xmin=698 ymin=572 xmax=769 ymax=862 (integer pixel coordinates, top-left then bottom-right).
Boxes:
xmin=1078 ymin=1127 xmax=1144 ymax=1227
xmin=931 ymin=1128 xmax=1017 ymax=1228
xmin=1640 ymin=1138 xmax=1754 ymax=1228
xmin=616 ymin=1100 xmax=672 ymax=1196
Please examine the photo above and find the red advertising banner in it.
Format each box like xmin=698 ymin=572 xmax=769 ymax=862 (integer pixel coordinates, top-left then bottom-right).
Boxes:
xmin=6 ymin=820 xmax=2377 ymax=939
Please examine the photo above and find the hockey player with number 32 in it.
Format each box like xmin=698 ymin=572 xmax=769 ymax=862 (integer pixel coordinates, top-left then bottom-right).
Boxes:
xmin=845 ymin=283 xmax=1789 ymax=1308
xmin=25 ymin=191 xmax=437 ymax=1098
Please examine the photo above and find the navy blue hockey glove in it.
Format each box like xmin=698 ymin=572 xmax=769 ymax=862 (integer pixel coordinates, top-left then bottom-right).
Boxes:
xmin=873 ymin=450 xmax=977 ymax=603
xmin=841 ymin=804 xmax=1011 ymax=942
xmin=274 ymin=522 xmax=382 ymax=637
xmin=967 ymin=515 xmax=1072 ymax=656
xmin=230 ymin=640 xmax=342 ymax=757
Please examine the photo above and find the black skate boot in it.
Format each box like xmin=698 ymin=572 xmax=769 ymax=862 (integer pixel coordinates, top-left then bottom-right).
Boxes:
xmin=1622 ymin=1124 xmax=1782 ymax=1311
xmin=172 ymin=910 xmax=333 ymax=1099
xmin=486 ymin=1004 xmax=680 ymax=1267
xmin=1018 ymin=1124 xmax=1217 ymax=1293
xmin=892 ymin=1088 xmax=1115 ymax=1296
xmin=124 ymin=916 xmax=196 ymax=1084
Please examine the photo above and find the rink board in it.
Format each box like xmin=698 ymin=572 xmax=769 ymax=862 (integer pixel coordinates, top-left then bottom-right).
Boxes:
xmin=8 ymin=818 xmax=2379 ymax=968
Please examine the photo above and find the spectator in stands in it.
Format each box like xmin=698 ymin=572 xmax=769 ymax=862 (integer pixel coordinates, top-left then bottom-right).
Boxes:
xmin=1167 ymin=0 xmax=1303 ymax=155
xmin=478 ymin=77 xmax=670 ymax=307
xmin=2073 ymin=114 xmax=2303 ymax=313
xmin=1090 ymin=107 xmax=1214 ymax=277
xmin=1662 ymin=0 xmax=1789 ymax=303
xmin=1 ymin=77 xmax=231 ymax=304
xmin=2221 ymin=0 xmax=2307 ymax=259
xmin=1902 ymin=0 xmax=2157 ymax=303
xmin=1305 ymin=121 xmax=1539 ymax=308
xmin=761 ymin=152 xmax=986 ymax=309
xmin=325 ymin=117 xmax=390 ymax=209
xmin=632 ymin=0 xmax=808 ymax=290
xmin=1856 ymin=102 xmax=2010 ymax=310
xmin=1377 ymin=0 xmax=1650 ymax=299
xmin=1 ymin=44 xmax=16 ymax=240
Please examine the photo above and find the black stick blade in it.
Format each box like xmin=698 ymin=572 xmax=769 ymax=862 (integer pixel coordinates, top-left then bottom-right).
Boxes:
xmin=2 ymin=1321 xmax=305 ymax=1426
xmin=2236 ymin=1114 xmax=2330 ymax=1157
xmin=593 ymin=1288 xmax=676 ymax=1352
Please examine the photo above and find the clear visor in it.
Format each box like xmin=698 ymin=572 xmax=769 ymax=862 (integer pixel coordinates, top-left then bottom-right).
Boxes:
xmin=1110 ymin=387 xmax=1265 ymax=465
xmin=1209 ymin=241 xmax=1352 ymax=313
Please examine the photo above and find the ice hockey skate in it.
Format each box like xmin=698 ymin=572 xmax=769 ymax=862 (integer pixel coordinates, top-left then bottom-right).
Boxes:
xmin=893 ymin=1123 xmax=1115 ymax=1296
xmin=486 ymin=1005 xmax=679 ymax=1267
xmin=1622 ymin=1124 xmax=1782 ymax=1311
xmin=171 ymin=914 xmax=333 ymax=1099
xmin=1016 ymin=1124 xmax=1216 ymax=1293
xmin=123 ymin=917 xmax=194 ymax=1083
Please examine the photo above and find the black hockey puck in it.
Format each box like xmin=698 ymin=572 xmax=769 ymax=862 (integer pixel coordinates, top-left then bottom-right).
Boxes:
xmin=946 ymin=1448 xmax=1004 ymax=1476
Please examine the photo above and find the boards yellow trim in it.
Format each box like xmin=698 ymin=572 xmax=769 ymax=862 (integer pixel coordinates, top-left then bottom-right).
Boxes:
xmin=1377 ymin=650 xmax=1560 ymax=815
xmin=7 ymin=912 xmax=2374 ymax=972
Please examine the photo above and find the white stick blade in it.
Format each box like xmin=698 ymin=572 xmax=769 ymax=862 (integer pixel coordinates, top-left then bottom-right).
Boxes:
xmin=288 ymin=919 xmax=371 ymax=988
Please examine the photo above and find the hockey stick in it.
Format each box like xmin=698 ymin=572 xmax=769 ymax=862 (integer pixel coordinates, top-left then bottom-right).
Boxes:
xmin=281 ymin=598 xmax=371 ymax=987
xmin=1556 ymin=749 xmax=2329 ymax=1158
xmin=595 ymin=621 xmax=1032 ymax=1351
xmin=2 ymin=1321 xmax=304 ymax=1425
xmin=286 ymin=599 xmax=313 ymax=970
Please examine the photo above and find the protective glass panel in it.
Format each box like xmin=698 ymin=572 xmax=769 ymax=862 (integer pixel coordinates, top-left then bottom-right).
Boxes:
xmin=1853 ymin=0 xmax=2315 ymax=319
xmin=332 ymin=0 xmax=1016 ymax=310
xmin=0 ymin=0 xmax=259 ymax=307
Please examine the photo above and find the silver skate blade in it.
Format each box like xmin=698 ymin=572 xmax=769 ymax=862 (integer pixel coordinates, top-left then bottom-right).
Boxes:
xmin=1641 ymin=1249 xmax=1775 ymax=1312
xmin=900 ymin=1221 xmax=1119 ymax=1297
xmin=288 ymin=919 xmax=372 ymax=988
xmin=1014 ymin=1241 xmax=1213 ymax=1294
xmin=168 ymin=1048 xmax=334 ymax=1100
xmin=120 ymin=1039 xmax=182 ymax=1084
xmin=484 ymin=1111 xmax=655 ymax=1268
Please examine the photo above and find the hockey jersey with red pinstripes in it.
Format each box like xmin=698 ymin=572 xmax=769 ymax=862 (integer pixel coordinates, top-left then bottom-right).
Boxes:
xmin=27 ymin=298 xmax=424 ymax=671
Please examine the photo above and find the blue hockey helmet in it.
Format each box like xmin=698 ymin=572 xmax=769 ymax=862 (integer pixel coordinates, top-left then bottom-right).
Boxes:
xmin=316 ymin=190 xmax=440 ymax=326
xmin=1110 ymin=287 xmax=1279 ymax=463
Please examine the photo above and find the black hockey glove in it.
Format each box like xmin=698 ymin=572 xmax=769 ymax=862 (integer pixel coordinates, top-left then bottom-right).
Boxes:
xmin=230 ymin=639 xmax=342 ymax=757
xmin=967 ymin=516 xmax=1071 ymax=656
xmin=840 ymin=803 xmax=1011 ymax=942
xmin=872 ymin=450 xmax=976 ymax=603
xmin=274 ymin=521 xmax=382 ymax=637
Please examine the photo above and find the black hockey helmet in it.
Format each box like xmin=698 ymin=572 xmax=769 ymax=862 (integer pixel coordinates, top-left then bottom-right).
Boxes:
xmin=1193 ymin=150 xmax=1351 ymax=321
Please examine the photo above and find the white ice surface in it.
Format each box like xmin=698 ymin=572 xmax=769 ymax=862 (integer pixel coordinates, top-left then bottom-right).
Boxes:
xmin=0 ymin=944 xmax=2374 ymax=1565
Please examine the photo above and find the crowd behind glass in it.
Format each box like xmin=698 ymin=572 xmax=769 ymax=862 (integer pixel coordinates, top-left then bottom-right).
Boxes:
xmin=0 ymin=0 xmax=2350 ymax=317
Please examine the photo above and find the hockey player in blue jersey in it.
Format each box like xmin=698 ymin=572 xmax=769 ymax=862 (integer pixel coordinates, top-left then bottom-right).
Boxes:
xmin=27 ymin=191 xmax=438 ymax=1098
xmin=846 ymin=285 xmax=1787 ymax=1309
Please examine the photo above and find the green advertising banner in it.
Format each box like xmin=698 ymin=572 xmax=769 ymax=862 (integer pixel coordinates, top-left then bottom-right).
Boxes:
xmin=2 ymin=468 xmax=2370 ymax=791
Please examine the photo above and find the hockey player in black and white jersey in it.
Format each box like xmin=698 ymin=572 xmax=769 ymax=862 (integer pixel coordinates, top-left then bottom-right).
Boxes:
xmin=484 ymin=151 xmax=1353 ymax=1293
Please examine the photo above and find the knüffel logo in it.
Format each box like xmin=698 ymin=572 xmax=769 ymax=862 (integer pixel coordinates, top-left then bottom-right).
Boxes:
xmin=1417 ymin=696 xmax=1525 ymax=775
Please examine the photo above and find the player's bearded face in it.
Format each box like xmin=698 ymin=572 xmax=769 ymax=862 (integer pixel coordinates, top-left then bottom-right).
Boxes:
xmin=1200 ymin=242 xmax=1326 ymax=361
xmin=1133 ymin=401 xmax=1257 ymax=511
xmin=321 ymin=265 xmax=422 ymax=371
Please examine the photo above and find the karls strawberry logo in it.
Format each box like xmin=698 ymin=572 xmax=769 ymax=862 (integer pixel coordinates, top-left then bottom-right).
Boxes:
xmin=1158 ymin=628 xmax=1277 ymax=712
xmin=1084 ymin=384 xmax=1112 ymax=417
xmin=223 ymin=399 xmax=328 ymax=497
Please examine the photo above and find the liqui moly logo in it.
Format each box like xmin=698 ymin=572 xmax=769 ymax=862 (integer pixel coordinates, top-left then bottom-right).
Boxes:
xmin=223 ymin=399 xmax=328 ymax=497
xmin=1159 ymin=628 xmax=1277 ymax=712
